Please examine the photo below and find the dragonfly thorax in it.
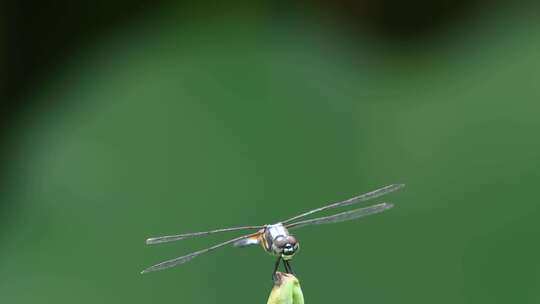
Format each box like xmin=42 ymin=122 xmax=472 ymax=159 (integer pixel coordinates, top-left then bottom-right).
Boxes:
xmin=263 ymin=223 xmax=300 ymax=260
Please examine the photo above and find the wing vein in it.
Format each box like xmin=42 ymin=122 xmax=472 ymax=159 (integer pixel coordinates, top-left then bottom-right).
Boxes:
xmin=282 ymin=184 xmax=403 ymax=224
xmin=287 ymin=203 xmax=394 ymax=229
xmin=141 ymin=232 xmax=261 ymax=274
xmin=146 ymin=225 xmax=263 ymax=245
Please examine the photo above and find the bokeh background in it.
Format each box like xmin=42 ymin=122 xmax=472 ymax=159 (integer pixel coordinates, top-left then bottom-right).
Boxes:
xmin=2 ymin=1 xmax=540 ymax=303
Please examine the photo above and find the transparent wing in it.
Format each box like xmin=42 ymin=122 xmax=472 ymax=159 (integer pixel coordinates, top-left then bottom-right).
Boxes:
xmin=282 ymin=184 xmax=403 ymax=224
xmin=141 ymin=232 xmax=261 ymax=274
xmin=286 ymin=203 xmax=394 ymax=230
xmin=146 ymin=225 xmax=263 ymax=245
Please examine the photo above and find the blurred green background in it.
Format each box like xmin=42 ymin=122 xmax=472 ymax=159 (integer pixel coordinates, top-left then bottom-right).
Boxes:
xmin=1 ymin=2 xmax=540 ymax=304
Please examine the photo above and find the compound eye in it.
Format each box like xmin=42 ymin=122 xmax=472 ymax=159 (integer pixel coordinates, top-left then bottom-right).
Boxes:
xmin=273 ymin=236 xmax=287 ymax=248
xmin=287 ymin=236 xmax=297 ymax=246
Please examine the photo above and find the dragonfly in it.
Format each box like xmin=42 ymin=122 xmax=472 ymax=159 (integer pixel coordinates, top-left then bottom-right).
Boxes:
xmin=141 ymin=184 xmax=404 ymax=277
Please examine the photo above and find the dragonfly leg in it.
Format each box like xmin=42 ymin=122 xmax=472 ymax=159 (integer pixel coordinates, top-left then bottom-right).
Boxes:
xmin=282 ymin=259 xmax=290 ymax=273
xmin=283 ymin=260 xmax=294 ymax=275
xmin=272 ymin=256 xmax=282 ymax=281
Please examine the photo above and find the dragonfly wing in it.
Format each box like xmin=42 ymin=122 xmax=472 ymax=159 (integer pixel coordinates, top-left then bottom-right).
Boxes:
xmin=141 ymin=232 xmax=260 ymax=274
xmin=286 ymin=203 xmax=394 ymax=230
xmin=146 ymin=225 xmax=263 ymax=245
xmin=282 ymin=184 xmax=403 ymax=224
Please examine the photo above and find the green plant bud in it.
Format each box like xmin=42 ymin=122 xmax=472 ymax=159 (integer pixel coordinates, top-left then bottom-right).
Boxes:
xmin=267 ymin=272 xmax=304 ymax=304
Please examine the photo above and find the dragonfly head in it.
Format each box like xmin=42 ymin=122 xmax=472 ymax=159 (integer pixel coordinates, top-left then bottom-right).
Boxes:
xmin=275 ymin=235 xmax=299 ymax=260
